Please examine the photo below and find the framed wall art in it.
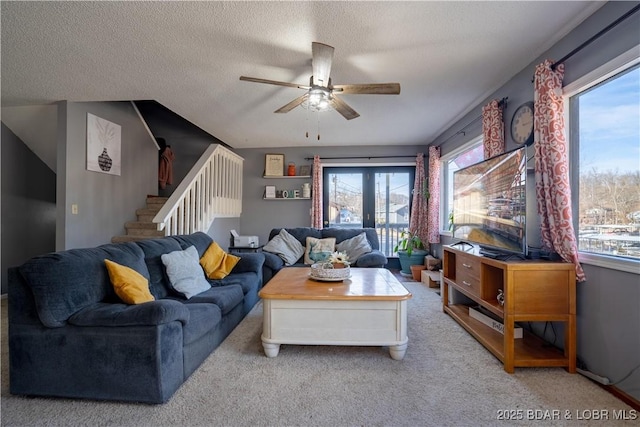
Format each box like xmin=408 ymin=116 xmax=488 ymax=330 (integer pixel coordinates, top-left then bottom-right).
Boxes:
xmin=87 ymin=113 xmax=121 ymax=176
xmin=264 ymin=153 xmax=285 ymax=176
xmin=298 ymin=165 xmax=311 ymax=176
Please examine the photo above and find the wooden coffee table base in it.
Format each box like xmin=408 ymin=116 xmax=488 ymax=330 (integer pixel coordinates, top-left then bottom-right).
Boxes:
xmin=259 ymin=268 xmax=411 ymax=360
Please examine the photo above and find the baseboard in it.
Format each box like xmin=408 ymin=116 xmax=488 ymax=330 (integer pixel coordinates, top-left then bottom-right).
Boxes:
xmin=597 ymin=383 xmax=640 ymax=411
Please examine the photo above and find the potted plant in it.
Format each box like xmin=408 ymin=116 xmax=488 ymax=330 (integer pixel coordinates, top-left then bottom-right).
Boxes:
xmin=394 ymin=230 xmax=429 ymax=276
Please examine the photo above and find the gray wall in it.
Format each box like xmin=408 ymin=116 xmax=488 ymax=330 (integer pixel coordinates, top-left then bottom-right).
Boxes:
xmin=1 ymin=124 xmax=56 ymax=293
xmin=236 ymin=144 xmax=424 ymax=246
xmin=56 ymin=101 xmax=158 ymax=249
xmin=431 ymin=2 xmax=640 ymax=401
xmin=134 ymin=101 xmax=233 ymax=198
xmin=134 ymin=100 xmax=241 ymax=246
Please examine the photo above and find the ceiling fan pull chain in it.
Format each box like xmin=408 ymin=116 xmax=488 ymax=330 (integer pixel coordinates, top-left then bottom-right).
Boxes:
xmin=317 ymin=113 xmax=321 ymax=141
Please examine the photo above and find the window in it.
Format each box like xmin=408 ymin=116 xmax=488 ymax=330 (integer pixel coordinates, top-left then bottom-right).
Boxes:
xmin=567 ymin=52 xmax=640 ymax=272
xmin=439 ymin=138 xmax=484 ymax=234
xmin=323 ymin=167 xmax=414 ymax=256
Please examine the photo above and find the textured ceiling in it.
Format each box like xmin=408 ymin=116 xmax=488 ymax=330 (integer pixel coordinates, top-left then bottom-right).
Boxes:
xmin=1 ymin=1 xmax=603 ymax=149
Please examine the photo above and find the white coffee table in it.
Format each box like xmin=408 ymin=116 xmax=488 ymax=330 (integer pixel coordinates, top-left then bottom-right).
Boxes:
xmin=258 ymin=267 xmax=412 ymax=360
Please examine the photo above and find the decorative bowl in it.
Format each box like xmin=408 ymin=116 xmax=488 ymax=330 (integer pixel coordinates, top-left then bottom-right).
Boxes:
xmin=309 ymin=262 xmax=351 ymax=281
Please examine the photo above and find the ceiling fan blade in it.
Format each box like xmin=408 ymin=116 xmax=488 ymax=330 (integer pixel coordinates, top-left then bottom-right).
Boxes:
xmin=274 ymin=93 xmax=309 ymax=113
xmin=330 ymin=95 xmax=360 ymax=120
xmin=311 ymin=42 xmax=334 ymax=87
xmin=240 ymin=76 xmax=310 ymax=90
xmin=332 ymin=83 xmax=401 ymax=95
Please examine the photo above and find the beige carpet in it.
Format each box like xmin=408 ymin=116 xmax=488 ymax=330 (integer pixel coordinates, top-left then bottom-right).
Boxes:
xmin=1 ymin=278 xmax=633 ymax=426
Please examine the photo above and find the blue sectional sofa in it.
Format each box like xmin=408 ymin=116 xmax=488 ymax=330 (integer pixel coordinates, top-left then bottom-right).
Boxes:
xmin=7 ymin=232 xmax=264 ymax=404
xmin=262 ymin=227 xmax=388 ymax=283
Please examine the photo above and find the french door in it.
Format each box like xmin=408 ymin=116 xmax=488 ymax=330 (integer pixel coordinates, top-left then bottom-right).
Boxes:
xmin=323 ymin=167 xmax=415 ymax=256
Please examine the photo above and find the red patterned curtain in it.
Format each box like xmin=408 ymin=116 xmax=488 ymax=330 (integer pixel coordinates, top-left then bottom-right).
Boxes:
xmin=427 ymin=146 xmax=441 ymax=244
xmin=409 ymin=153 xmax=429 ymax=245
xmin=311 ymin=155 xmax=323 ymax=228
xmin=534 ymin=60 xmax=585 ymax=281
xmin=482 ymin=99 xmax=505 ymax=158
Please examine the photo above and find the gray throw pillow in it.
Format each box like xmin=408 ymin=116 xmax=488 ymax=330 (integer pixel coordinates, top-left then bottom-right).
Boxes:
xmin=263 ymin=229 xmax=305 ymax=265
xmin=335 ymin=232 xmax=372 ymax=263
xmin=161 ymin=245 xmax=211 ymax=299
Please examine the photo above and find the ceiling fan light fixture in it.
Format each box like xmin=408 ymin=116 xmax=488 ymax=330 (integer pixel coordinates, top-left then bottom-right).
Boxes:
xmin=303 ymin=87 xmax=332 ymax=112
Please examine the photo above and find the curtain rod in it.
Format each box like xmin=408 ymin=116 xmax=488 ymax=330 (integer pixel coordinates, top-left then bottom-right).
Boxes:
xmin=530 ymin=4 xmax=640 ymax=82
xmin=551 ymin=4 xmax=640 ymax=71
xmin=304 ymin=155 xmax=417 ymax=161
xmin=434 ymin=97 xmax=508 ymax=147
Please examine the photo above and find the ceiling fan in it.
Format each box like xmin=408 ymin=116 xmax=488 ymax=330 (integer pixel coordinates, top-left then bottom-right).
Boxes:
xmin=240 ymin=42 xmax=401 ymax=120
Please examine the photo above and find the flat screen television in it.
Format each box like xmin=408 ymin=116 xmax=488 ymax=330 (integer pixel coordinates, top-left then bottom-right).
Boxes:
xmin=452 ymin=146 xmax=528 ymax=259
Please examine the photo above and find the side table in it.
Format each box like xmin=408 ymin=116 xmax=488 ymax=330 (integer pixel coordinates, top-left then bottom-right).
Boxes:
xmin=228 ymin=245 xmax=264 ymax=255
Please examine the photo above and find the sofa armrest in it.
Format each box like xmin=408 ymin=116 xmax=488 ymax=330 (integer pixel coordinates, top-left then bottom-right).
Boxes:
xmin=68 ymin=300 xmax=190 ymax=327
xmin=354 ymin=250 xmax=388 ymax=268
xmin=231 ymin=253 xmax=265 ymax=274
xmin=262 ymin=251 xmax=285 ymax=271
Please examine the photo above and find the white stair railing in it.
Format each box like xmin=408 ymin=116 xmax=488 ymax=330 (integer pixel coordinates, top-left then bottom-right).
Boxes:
xmin=153 ymin=144 xmax=243 ymax=235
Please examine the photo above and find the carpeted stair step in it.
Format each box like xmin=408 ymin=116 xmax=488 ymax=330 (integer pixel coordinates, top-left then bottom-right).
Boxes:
xmin=124 ymin=221 xmax=165 ymax=237
xmin=111 ymin=196 xmax=169 ymax=243
xmin=145 ymin=196 xmax=168 ymax=209
xmin=136 ymin=208 xmax=161 ymax=222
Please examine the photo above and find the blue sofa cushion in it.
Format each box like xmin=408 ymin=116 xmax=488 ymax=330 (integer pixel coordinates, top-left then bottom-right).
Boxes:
xmin=182 ymin=303 xmax=221 ymax=346
xmin=171 ymin=232 xmax=213 ymax=257
xmin=180 ymin=285 xmax=243 ymax=315
xmin=210 ymin=272 xmax=260 ymax=296
xmin=19 ymin=242 xmax=148 ymax=328
xmin=353 ymin=251 xmax=388 ymax=267
xmin=135 ymin=237 xmax=183 ymax=299
xmin=68 ymin=300 xmax=190 ymax=327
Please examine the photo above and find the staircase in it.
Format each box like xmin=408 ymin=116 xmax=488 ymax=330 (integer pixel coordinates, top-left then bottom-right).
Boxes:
xmin=111 ymin=144 xmax=244 ymax=243
xmin=112 ymin=196 xmax=168 ymax=243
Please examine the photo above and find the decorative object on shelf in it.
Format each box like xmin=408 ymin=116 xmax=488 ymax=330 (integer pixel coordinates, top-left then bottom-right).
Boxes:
xmin=394 ymin=230 xmax=429 ymax=275
xmin=265 ymin=153 xmax=285 ymax=176
xmin=299 ymin=165 xmax=311 ymax=176
xmin=264 ymin=185 xmax=276 ymax=199
xmin=302 ymin=182 xmax=311 ymax=198
xmin=87 ymin=113 xmax=121 ymax=176
xmin=510 ymin=101 xmax=534 ymax=146
xmin=497 ymin=289 xmax=505 ymax=306
xmin=287 ymin=162 xmax=296 ymax=176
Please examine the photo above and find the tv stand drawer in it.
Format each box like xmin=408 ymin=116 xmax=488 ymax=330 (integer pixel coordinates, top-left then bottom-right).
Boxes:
xmin=454 ymin=253 xmax=480 ymax=296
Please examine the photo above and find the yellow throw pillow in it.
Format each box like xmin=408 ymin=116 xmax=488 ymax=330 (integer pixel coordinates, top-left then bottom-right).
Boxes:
xmin=104 ymin=259 xmax=155 ymax=305
xmin=200 ymin=241 xmax=240 ymax=280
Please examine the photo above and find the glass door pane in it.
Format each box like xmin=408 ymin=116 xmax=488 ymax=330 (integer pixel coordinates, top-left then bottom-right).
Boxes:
xmin=374 ymin=171 xmax=412 ymax=256
xmin=323 ymin=166 xmax=414 ymax=257
xmin=325 ymin=172 xmax=364 ymax=228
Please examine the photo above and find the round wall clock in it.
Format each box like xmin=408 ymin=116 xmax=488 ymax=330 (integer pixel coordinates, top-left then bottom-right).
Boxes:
xmin=510 ymin=101 xmax=534 ymax=146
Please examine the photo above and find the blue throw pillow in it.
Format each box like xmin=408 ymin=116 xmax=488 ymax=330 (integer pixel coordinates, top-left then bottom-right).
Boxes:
xmin=161 ymin=246 xmax=211 ymax=299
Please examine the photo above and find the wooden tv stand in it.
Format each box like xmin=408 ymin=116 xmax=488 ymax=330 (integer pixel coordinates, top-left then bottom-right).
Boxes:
xmin=442 ymin=245 xmax=576 ymax=373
